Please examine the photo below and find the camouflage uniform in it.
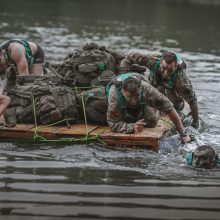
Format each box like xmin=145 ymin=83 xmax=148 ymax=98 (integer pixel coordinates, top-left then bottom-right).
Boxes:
xmin=120 ymin=51 xmax=196 ymax=111
xmin=107 ymin=80 xmax=174 ymax=133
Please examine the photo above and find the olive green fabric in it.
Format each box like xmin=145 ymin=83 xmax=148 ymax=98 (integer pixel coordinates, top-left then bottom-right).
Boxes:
xmin=78 ymin=87 xmax=108 ymax=124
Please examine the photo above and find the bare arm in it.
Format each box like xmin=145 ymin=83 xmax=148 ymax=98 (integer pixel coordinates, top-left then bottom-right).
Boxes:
xmin=189 ymin=99 xmax=199 ymax=128
xmin=10 ymin=44 xmax=29 ymax=75
xmin=168 ymin=109 xmax=191 ymax=143
xmin=175 ymin=71 xmax=199 ymax=128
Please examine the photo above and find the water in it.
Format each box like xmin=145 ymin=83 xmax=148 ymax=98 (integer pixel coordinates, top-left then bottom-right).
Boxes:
xmin=0 ymin=0 xmax=220 ymax=219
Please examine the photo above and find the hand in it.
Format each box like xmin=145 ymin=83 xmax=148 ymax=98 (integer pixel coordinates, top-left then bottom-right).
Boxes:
xmin=181 ymin=135 xmax=191 ymax=144
xmin=134 ymin=119 xmax=146 ymax=133
xmin=191 ymin=119 xmax=199 ymax=129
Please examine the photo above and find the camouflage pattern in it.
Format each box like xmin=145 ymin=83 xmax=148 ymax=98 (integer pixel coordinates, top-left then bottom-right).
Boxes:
xmin=119 ymin=51 xmax=197 ymax=107
xmin=107 ymin=80 xmax=174 ymax=133
xmin=55 ymin=42 xmax=125 ymax=87
xmin=77 ymin=87 xmax=108 ymax=124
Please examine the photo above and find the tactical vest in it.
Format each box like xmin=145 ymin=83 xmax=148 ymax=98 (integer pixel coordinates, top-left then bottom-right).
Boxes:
xmin=106 ymin=73 xmax=147 ymax=121
xmin=150 ymin=51 xmax=185 ymax=89
xmin=78 ymin=87 xmax=108 ymax=124
xmin=56 ymin=49 xmax=117 ymax=87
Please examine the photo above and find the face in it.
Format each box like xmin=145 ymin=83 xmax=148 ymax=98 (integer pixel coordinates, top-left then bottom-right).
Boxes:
xmin=159 ymin=60 xmax=177 ymax=80
xmin=122 ymin=89 xmax=141 ymax=106
xmin=192 ymin=151 xmax=214 ymax=168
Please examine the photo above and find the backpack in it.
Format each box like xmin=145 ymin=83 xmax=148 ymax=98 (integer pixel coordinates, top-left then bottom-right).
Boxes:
xmin=4 ymin=75 xmax=79 ymax=126
xmin=55 ymin=48 xmax=118 ymax=87
xmin=77 ymin=87 xmax=108 ymax=124
xmin=31 ymin=78 xmax=79 ymax=125
xmin=3 ymin=72 xmax=42 ymax=127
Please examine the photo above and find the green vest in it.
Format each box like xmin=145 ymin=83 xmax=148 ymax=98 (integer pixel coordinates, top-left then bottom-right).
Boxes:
xmin=150 ymin=59 xmax=178 ymax=89
xmin=106 ymin=73 xmax=147 ymax=118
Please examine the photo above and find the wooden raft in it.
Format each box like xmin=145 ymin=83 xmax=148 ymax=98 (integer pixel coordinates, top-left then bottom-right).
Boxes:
xmin=0 ymin=115 xmax=173 ymax=151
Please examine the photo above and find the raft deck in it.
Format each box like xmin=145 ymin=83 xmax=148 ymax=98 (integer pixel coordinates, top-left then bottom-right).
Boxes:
xmin=0 ymin=115 xmax=173 ymax=151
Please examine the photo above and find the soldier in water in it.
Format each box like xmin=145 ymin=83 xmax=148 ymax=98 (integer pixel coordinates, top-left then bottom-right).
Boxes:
xmin=106 ymin=73 xmax=191 ymax=144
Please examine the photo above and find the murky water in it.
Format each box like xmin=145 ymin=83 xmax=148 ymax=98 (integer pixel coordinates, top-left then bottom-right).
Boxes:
xmin=0 ymin=0 xmax=220 ymax=219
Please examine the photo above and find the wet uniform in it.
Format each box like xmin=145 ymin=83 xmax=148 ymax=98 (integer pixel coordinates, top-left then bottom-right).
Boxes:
xmin=120 ymin=51 xmax=197 ymax=111
xmin=107 ymin=76 xmax=174 ymax=133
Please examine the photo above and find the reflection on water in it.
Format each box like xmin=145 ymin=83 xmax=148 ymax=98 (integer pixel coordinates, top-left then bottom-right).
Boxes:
xmin=0 ymin=0 xmax=220 ymax=219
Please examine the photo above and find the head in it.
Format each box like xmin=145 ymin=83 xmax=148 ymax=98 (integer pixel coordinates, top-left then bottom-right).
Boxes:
xmin=191 ymin=145 xmax=216 ymax=168
xmin=160 ymin=51 xmax=177 ymax=80
xmin=122 ymin=76 xmax=141 ymax=106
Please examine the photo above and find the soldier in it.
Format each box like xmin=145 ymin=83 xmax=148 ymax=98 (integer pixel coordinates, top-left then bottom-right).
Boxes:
xmin=106 ymin=73 xmax=191 ymax=144
xmin=0 ymin=39 xmax=44 ymax=76
xmin=185 ymin=145 xmax=220 ymax=169
xmin=120 ymin=50 xmax=200 ymax=129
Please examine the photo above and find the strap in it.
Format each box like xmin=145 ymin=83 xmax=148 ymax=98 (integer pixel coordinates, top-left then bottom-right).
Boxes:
xmin=151 ymin=59 xmax=177 ymax=89
xmin=150 ymin=59 xmax=160 ymax=83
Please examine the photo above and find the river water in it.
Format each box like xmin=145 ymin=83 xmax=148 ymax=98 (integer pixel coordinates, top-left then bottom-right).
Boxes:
xmin=0 ymin=0 xmax=220 ymax=219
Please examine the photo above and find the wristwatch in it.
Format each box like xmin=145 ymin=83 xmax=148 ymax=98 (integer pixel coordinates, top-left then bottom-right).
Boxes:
xmin=180 ymin=130 xmax=188 ymax=137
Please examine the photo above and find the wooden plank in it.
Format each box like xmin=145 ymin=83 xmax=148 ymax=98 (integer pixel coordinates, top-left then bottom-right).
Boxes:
xmin=0 ymin=123 xmax=35 ymax=132
xmin=53 ymin=123 xmax=99 ymax=137
xmin=0 ymin=113 xmax=173 ymax=150
xmin=28 ymin=125 xmax=63 ymax=139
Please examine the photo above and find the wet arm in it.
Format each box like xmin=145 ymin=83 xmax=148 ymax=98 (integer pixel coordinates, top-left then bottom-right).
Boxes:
xmin=10 ymin=45 xmax=29 ymax=75
xmin=189 ymin=99 xmax=199 ymax=127
xmin=167 ymin=109 xmax=185 ymax=135
xmin=176 ymin=71 xmax=199 ymax=125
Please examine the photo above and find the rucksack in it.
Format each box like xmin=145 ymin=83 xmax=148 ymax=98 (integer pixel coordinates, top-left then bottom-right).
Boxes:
xmin=31 ymin=78 xmax=79 ymax=125
xmin=4 ymin=75 xmax=79 ymax=126
xmin=55 ymin=47 xmax=118 ymax=87
xmin=77 ymin=87 xmax=108 ymax=124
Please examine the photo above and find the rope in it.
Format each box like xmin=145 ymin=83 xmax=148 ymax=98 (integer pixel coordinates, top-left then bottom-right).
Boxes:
xmin=81 ymin=90 xmax=89 ymax=137
xmin=32 ymin=94 xmax=39 ymax=141
xmin=26 ymin=90 xmax=107 ymax=144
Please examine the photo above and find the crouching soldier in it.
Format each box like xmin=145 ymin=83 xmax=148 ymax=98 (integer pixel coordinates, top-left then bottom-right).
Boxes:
xmin=106 ymin=73 xmax=191 ymax=144
xmin=120 ymin=50 xmax=200 ymax=129
xmin=186 ymin=145 xmax=220 ymax=169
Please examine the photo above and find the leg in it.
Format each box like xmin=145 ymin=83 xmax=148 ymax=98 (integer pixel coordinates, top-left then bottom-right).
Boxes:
xmin=0 ymin=95 xmax=11 ymax=117
xmin=143 ymin=106 xmax=160 ymax=128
